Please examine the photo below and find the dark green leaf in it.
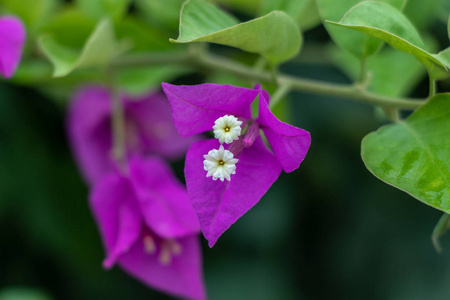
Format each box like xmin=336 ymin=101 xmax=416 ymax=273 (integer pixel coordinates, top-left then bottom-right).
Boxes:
xmin=171 ymin=0 xmax=302 ymax=65
xmin=404 ymin=0 xmax=439 ymax=30
xmin=362 ymin=94 xmax=450 ymax=214
xmin=215 ymin=0 xmax=260 ymax=15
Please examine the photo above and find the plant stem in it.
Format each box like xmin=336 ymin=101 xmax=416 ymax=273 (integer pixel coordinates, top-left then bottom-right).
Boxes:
xmin=110 ymin=51 xmax=424 ymax=110
xmin=429 ymin=76 xmax=436 ymax=98
xmin=110 ymin=51 xmax=191 ymax=68
xmin=382 ymin=107 xmax=400 ymax=123
xmin=196 ymin=53 xmax=422 ymax=109
xmin=108 ymin=72 xmax=127 ymax=167
xmin=269 ymin=82 xmax=292 ymax=109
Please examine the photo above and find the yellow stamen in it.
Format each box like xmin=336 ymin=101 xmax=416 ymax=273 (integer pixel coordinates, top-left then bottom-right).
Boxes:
xmin=143 ymin=235 xmax=156 ymax=254
xmin=168 ymin=239 xmax=183 ymax=256
xmin=158 ymin=244 xmax=172 ymax=265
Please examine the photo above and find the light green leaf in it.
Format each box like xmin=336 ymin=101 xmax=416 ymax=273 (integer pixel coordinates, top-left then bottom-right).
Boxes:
xmin=39 ymin=19 xmax=127 ymax=77
xmin=259 ymin=0 xmax=321 ymax=31
xmin=362 ymin=93 xmax=450 ymax=214
xmin=76 ymin=0 xmax=131 ymax=20
xmin=431 ymin=213 xmax=450 ymax=253
xmin=171 ymin=0 xmax=302 ymax=65
xmin=327 ymin=1 xmax=449 ymax=78
xmin=437 ymin=47 xmax=450 ymax=67
xmin=330 ymin=45 xmax=425 ymax=97
xmin=316 ymin=0 xmax=406 ymax=58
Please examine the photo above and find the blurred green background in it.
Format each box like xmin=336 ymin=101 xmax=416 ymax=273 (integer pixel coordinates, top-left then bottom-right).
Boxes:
xmin=1 ymin=1 xmax=450 ymax=300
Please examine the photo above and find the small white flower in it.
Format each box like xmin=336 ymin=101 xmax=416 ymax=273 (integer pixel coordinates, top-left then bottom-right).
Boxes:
xmin=203 ymin=145 xmax=238 ymax=182
xmin=213 ymin=115 xmax=242 ymax=144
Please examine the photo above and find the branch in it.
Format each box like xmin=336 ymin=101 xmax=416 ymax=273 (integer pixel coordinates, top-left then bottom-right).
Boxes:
xmin=110 ymin=50 xmax=424 ymax=110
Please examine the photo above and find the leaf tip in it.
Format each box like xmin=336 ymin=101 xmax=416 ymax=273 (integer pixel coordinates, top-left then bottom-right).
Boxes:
xmin=432 ymin=235 xmax=443 ymax=254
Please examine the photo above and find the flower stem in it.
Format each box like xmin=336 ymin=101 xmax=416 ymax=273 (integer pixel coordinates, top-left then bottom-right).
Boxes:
xmin=110 ymin=51 xmax=425 ymax=110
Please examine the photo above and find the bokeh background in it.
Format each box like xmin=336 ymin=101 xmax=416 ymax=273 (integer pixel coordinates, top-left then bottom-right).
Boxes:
xmin=1 ymin=0 xmax=450 ymax=299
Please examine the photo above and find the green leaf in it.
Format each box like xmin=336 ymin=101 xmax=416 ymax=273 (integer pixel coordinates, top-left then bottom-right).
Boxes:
xmin=448 ymin=14 xmax=450 ymax=40
xmin=316 ymin=0 xmax=406 ymax=58
xmin=215 ymin=0 xmax=260 ymax=15
xmin=326 ymin=1 xmax=449 ymax=78
xmin=258 ymin=0 xmax=321 ymax=31
xmin=12 ymin=60 xmax=105 ymax=95
xmin=76 ymin=0 xmax=131 ymax=20
xmin=118 ymin=65 xmax=191 ymax=95
xmin=135 ymin=0 xmax=184 ymax=31
xmin=0 ymin=0 xmax=58 ymax=31
xmin=437 ymin=47 xmax=450 ymax=68
xmin=362 ymin=93 xmax=450 ymax=214
xmin=431 ymin=213 xmax=450 ymax=253
xmin=330 ymin=45 xmax=426 ymax=97
xmin=115 ymin=17 xmax=177 ymax=51
xmin=0 ymin=288 xmax=52 ymax=300
xmin=171 ymin=0 xmax=302 ymax=65
xmin=39 ymin=19 xmax=127 ymax=77
xmin=403 ymin=0 xmax=440 ymax=30
xmin=39 ymin=9 xmax=97 ymax=48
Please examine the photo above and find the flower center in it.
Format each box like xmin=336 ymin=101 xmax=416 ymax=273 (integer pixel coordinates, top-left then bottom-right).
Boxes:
xmin=213 ymin=115 xmax=242 ymax=144
xmin=143 ymin=234 xmax=183 ymax=266
xmin=203 ymin=145 xmax=239 ymax=181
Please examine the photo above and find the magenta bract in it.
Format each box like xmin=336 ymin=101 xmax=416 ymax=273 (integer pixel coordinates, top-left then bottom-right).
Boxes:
xmin=162 ymin=83 xmax=311 ymax=247
xmin=67 ymin=86 xmax=199 ymax=185
xmin=0 ymin=16 xmax=25 ymax=78
xmin=90 ymin=156 xmax=206 ymax=300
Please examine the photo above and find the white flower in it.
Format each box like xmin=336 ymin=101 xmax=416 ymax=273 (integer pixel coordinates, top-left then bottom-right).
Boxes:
xmin=213 ymin=115 xmax=242 ymax=144
xmin=203 ymin=145 xmax=238 ymax=182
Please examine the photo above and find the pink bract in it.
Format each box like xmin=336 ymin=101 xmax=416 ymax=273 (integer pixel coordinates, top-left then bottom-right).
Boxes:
xmin=90 ymin=156 xmax=206 ymax=300
xmin=162 ymin=82 xmax=311 ymax=246
xmin=0 ymin=16 xmax=25 ymax=78
xmin=67 ymin=86 xmax=199 ymax=185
